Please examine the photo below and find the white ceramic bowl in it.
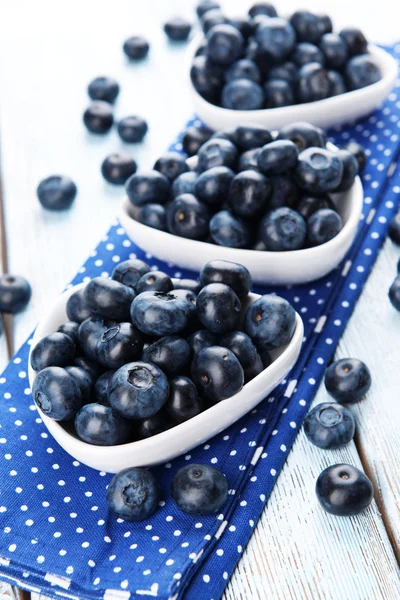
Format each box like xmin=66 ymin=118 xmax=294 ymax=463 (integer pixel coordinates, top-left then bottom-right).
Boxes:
xmin=188 ymin=38 xmax=398 ymax=131
xmin=28 ymin=283 xmax=303 ymax=473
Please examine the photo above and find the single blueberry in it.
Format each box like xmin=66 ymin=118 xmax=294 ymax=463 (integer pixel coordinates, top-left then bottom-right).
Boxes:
xmin=200 ymin=259 xmax=252 ymax=298
xmin=196 ymin=0 xmax=220 ymax=19
xmin=320 ymin=33 xmax=348 ymax=69
xmin=327 ymin=70 xmax=347 ymax=96
xmin=191 ymin=345 xmax=244 ymax=402
xmin=194 ymin=166 xmax=234 ymax=208
xmin=292 ymin=42 xmax=324 ymax=67
xmin=138 ymin=411 xmax=172 ymax=438
xmin=339 ymin=28 xmax=367 ymax=56
xmin=245 ymin=294 xmax=296 ymax=350
xmin=172 ymin=172 xmax=198 ymax=198
xmin=316 ymin=464 xmax=373 ymax=516
xmin=255 ymin=18 xmax=296 ymax=62
xmin=296 ymin=195 xmax=335 ymax=220
xmin=30 ymin=332 xmax=76 ymax=372
xmin=143 ymin=335 xmax=190 ymax=376
xmin=131 ymin=291 xmax=190 ymax=336
xmin=117 ymin=116 xmax=148 ymax=143
xmin=317 ymin=14 xmax=333 ymax=35
xmin=277 ymin=121 xmax=326 ymax=151
xmin=206 ymin=24 xmax=244 ymax=65
xmin=304 ymin=402 xmax=356 ymax=449
xmin=95 ymin=370 xmax=115 ymax=404
xmin=244 ymin=353 xmax=265 ymax=382
xmin=290 ymin=11 xmax=322 ymax=44
xmin=57 ymin=321 xmax=79 ymax=345
xmin=84 ymin=277 xmax=136 ymax=321
xmin=0 ymin=274 xmax=32 ymax=313
xmin=268 ymin=175 xmax=299 ymax=209
xmin=88 ymin=76 xmax=119 ymax=103
xmin=325 ymin=358 xmax=371 ymax=404
xmin=233 ymin=125 xmax=273 ymax=150
xmin=201 ymin=9 xmax=228 ymax=34
xmin=136 ymin=271 xmax=173 ymax=294
xmin=196 ymin=283 xmax=241 ymax=334
xmin=248 ymin=2 xmax=277 ymax=18
xmin=166 ymin=193 xmax=209 ymax=240
xmin=101 ymin=153 xmax=137 ymax=185
xmin=126 ymin=170 xmax=170 ymax=206
xmin=37 ymin=175 xmax=77 ymax=211
xmin=171 ymin=463 xmax=229 ymax=515
xmin=296 ymin=63 xmax=331 ymax=103
xmin=182 ymin=126 xmax=213 ymax=156
xmin=210 ymin=210 xmax=252 ymax=248
xmin=65 ymin=366 xmax=94 ymax=405
xmin=32 ymin=366 xmax=82 ymax=421
xmin=66 ymin=288 xmax=92 ymax=323
xmin=343 ymin=141 xmax=366 ymax=173
xmin=154 ymin=152 xmax=189 ymax=181
xmin=111 ymin=259 xmax=150 ymax=291
xmin=225 ymin=59 xmax=261 ymax=83
xmin=307 ymin=208 xmax=343 ymax=246
xmin=190 ymin=55 xmax=224 ymax=103
xmin=109 ymin=361 xmax=169 ymax=419
xmin=188 ymin=329 xmax=218 ymax=357
xmin=345 ymin=55 xmax=381 ymax=90
xmin=172 ymin=278 xmax=201 ymax=294
xmin=123 ymin=36 xmax=149 ymax=60
xmin=238 ymin=148 xmax=261 ymax=172
xmin=268 ymin=61 xmax=297 ymax=83
xmin=138 ymin=204 xmax=167 ymax=231
xmin=258 ymin=140 xmax=298 ymax=175
xmin=334 ymin=149 xmax=358 ymax=192
xmin=79 ymin=316 xmax=115 ymax=362
xmin=74 ymin=356 xmax=103 ymax=380
xmin=166 ymin=376 xmax=204 ymax=423
xmin=389 ymin=212 xmax=400 ymax=245
xmin=75 ymin=403 xmax=130 ymax=445
xmin=229 ymin=170 xmax=272 ymax=218
xmin=389 ymin=276 xmax=400 ymax=311
xmin=96 ymin=322 xmax=144 ymax=370
xmin=260 ymin=207 xmax=306 ymax=251
xmin=197 ymin=138 xmax=238 ymax=172
xmin=83 ymin=101 xmax=113 ymax=134
xmin=164 ymin=17 xmax=192 ymax=42
xmin=220 ymin=330 xmax=258 ymax=369
xmin=295 ymin=147 xmax=343 ymax=194
xmin=221 ymin=78 xmax=264 ymax=110
xmin=263 ymin=79 xmax=294 ymax=108
xmin=106 ymin=467 xmax=160 ymax=521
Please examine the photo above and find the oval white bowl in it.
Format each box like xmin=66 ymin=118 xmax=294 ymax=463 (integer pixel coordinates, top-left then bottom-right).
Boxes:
xmin=28 ymin=283 xmax=303 ymax=473
xmin=188 ymin=40 xmax=398 ymax=131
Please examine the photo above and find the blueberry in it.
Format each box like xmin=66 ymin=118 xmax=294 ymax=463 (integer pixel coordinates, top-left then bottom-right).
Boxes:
xmin=32 ymin=366 xmax=82 ymax=421
xmin=126 ymin=170 xmax=170 ymax=206
xmin=171 ymin=463 xmax=229 ymax=515
xmin=325 ymin=358 xmax=371 ymax=404
xmin=74 ymin=356 xmax=103 ymax=380
xmin=138 ymin=412 xmax=172 ymax=438
xmin=197 ymin=138 xmax=238 ymax=172
xmin=307 ymin=208 xmax=342 ymax=246
xmin=258 ymin=140 xmax=298 ymax=176
xmin=248 ymin=2 xmax=277 ymax=18
xmin=304 ymin=402 xmax=355 ymax=449
xmin=201 ymin=9 xmax=228 ymax=34
xmin=138 ymin=204 xmax=167 ymax=231
xmin=295 ymin=148 xmax=343 ymax=194
xmin=95 ymin=322 xmax=144 ymax=370
xmin=245 ymin=294 xmax=296 ymax=350
xmin=136 ymin=271 xmax=173 ymax=294
xmin=327 ymin=70 xmax=347 ymax=96
xmin=131 ymin=291 xmax=190 ymax=336
xmin=209 ymin=129 xmax=237 ymax=144
xmin=111 ymin=259 xmax=150 ymax=291
xmin=229 ymin=17 xmax=254 ymax=40
xmin=220 ymin=330 xmax=258 ymax=369
xmin=260 ymin=207 xmax=306 ymax=251
xmin=200 ymin=259 xmax=252 ymax=298
xmin=188 ymin=329 xmax=218 ymax=357
xmin=143 ymin=335 xmax=190 ymax=376
xmin=164 ymin=17 xmax=192 ymax=42
xmin=389 ymin=276 xmax=400 ymax=311
xmin=293 ymin=43 xmax=324 ymax=67
xmin=106 ymin=467 xmax=159 ymax=521
xmin=166 ymin=376 xmax=204 ymax=423
xmin=109 ymin=361 xmax=169 ymax=419
xmin=389 ymin=212 xmax=400 ymax=245
xmin=244 ymin=353 xmax=265 ymax=382
xmin=255 ymin=18 xmax=296 ymax=62
xmin=290 ymin=11 xmax=321 ymax=44
xmin=233 ymin=125 xmax=272 ymax=151
xmin=192 ymin=345 xmax=244 ymax=402
xmin=83 ymin=101 xmax=113 ymax=134
xmin=75 ymin=402 xmax=130 ymax=446
xmin=296 ymin=63 xmax=331 ymax=103
xmin=320 ymin=33 xmax=348 ymax=69
xmin=342 ymin=141 xmax=366 ymax=173
xmin=182 ymin=126 xmax=213 ymax=156
xmin=65 ymin=366 xmax=94 ymax=404
xmin=172 ymin=288 xmax=199 ymax=327
xmin=339 ymin=28 xmax=367 ymax=56
xmin=316 ymin=464 xmax=373 ymax=516
xmin=190 ymin=55 xmax=224 ymax=103
xmin=101 ymin=153 xmax=137 ymax=185
xmin=95 ymin=370 xmax=115 ymax=404
xmin=334 ymin=149 xmax=358 ymax=192
xmin=345 ymin=55 xmax=381 ymax=90
xmin=206 ymin=24 xmax=244 ymax=65
xmin=296 ymin=195 xmax=335 ymax=220
xmin=196 ymin=0 xmax=220 ymax=19
xmin=123 ymin=36 xmax=149 ymax=60
xmin=88 ymin=76 xmax=119 ymax=103
xmin=277 ymin=121 xmax=326 ymax=151
xmin=238 ymin=148 xmax=261 ymax=172
xmin=225 ymin=59 xmax=261 ymax=83
xmin=229 ymin=170 xmax=271 ymax=218
xmin=30 ymin=332 xmax=76 ymax=372
xmin=117 ymin=116 xmax=148 ymax=143
xmin=210 ymin=210 xmax=251 ymax=248
xmin=0 ymin=274 xmax=32 ymax=313
xmin=57 ymin=321 xmax=79 ymax=344
xmin=66 ymin=288 xmax=92 ymax=323
xmin=194 ymin=166 xmax=234 ymax=208
xmin=196 ymin=283 xmax=241 ymax=334
xmin=221 ymin=78 xmax=265 ymax=110
xmin=268 ymin=175 xmax=299 ymax=209
xmin=84 ymin=278 xmax=136 ymax=321
xmin=317 ymin=14 xmax=333 ymax=35
xmin=154 ymin=152 xmax=189 ymax=181
xmin=166 ymin=194 xmax=209 ymax=240
xmin=172 ymin=172 xmax=198 ymax=198
xmin=37 ymin=175 xmax=77 ymax=211
xmin=78 ymin=316 xmax=114 ymax=361
xmin=264 ymin=79 xmax=294 ymax=108
xmin=268 ymin=61 xmax=297 ymax=83
xmin=172 ymin=278 xmax=201 ymax=294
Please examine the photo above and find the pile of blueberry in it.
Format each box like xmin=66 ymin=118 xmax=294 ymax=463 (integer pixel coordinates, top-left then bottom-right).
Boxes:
xmin=192 ymin=2 xmax=382 ymax=110
xmin=127 ymin=121 xmax=364 ymax=251
xmin=388 ymin=211 xmax=400 ymax=310
xmin=303 ymin=357 xmax=374 ymax=516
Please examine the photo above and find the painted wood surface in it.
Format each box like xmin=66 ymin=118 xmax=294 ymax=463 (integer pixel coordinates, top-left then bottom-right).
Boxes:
xmin=0 ymin=1 xmax=399 ymax=599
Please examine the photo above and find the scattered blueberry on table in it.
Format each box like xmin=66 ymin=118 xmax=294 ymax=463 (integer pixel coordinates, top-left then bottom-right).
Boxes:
xmin=324 ymin=358 xmax=372 ymax=404
xmin=164 ymin=17 xmax=192 ymax=42
xmin=0 ymin=274 xmax=32 ymax=313
xmin=83 ymin=101 xmax=114 ymax=134
xmin=37 ymin=175 xmax=77 ymax=211
xmin=316 ymin=464 xmax=373 ymax=516
xmin=304 ymin=402 xmax=356 ymax=449
xmin=87 ymin=76 xmax=120 ymax=103
xmin=122 ymin=36 xmax=150 ymax=60
xmin=106 ymin=467 xmax=160 ymax=521
xmin=101 ymin=153 xmax=137 ymax=185
xmin=117 ymin=115 xmax=148 ymax=143
xmin=171 ymin=463 xmax=229 ymax=515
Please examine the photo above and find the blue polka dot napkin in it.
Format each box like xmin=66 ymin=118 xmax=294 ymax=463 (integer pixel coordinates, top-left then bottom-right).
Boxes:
xmin=1 ymin=44 xmax=400 ymax=600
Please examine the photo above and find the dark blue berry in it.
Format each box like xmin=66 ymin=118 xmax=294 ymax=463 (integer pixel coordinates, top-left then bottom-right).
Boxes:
xmin=388 ymin=212 xmax=400 ymax=245
xmin=37 ymin=175 xmax=77 ymax=211
xmin=345 ymin=55 xmax=381 ymax=90
xmin=206 ymin=24 xmax=244 ymax=65
xmin=229 ymin=17 xmax=254 ymax=39
xmin=220 ymin=330 xmax=258 ymax=369
xmin=172 ymin=289 xmax=199 ymax=329
xmin=131 ymin=291 xmax=190 ymax=336
xmin=290 ymin=11 xmax=321 ymax=44
xmin=389 ymin=276 xmax=400 ymax=310
xmin=166 ymin=376 xmax=204 ymax=423
xmin=191 ymin=346 xmax=244 ymax=402
xmin=84 ymin=278 xmax=135 ymax=321
xmin=194 ymin=166 xmax=234 ymax=208
xmin=249 ymin=2 xmax=277 ymax=18
xmin=32 ymin=366 xmax=82 ymax=421
xmin=30 ymin=332 xmax=76 ymax=372
xmin=343 ymin=141 xmax=366 ymax=173
xmin=339 ymin=28 xmax=367 ymax=56
xmin=196 ymin=283 xmax=241 ymax=334
xmin=264 ymin=79 xmax=294 ymax=108
xmin=190 ymin=55 xmax=223 ymax=103
xmin=164 ymin=17 xmax=192 ymax=42
xmin=196 ymin=0 xmax=220 ymax=19
xmin=88 ymin=76 xmax=119 ymax=103
xmin=111 ymin=259 xmax=150 ymax=291
xmin=201 ymin=9 xmax=228 ymax=34
xmin=335 ymin=150 xmax=358 ymax=192
xmin=229 ymin=170 xmax=271 ymax=218
xmin=210 ymin=210 xmax=251 ymax=248
xmin=109 ymin=361 xmax=169 ymax=419
xmin=136 ymin=271 xmax=173 ymax=295
xmin=221 ymin=78 xmax=264 ymax=110
xmin=225 ymin=59 xmax=261 ymax=83
xmin=295 ymin=148 xmax=343 ymax=194
xmin=154 ymin=152 xmax=189 ymax=181
xmin=138 ymin=412 xmax=172 ymax=438
xmin=123 ymin=36 xmax=149 ymax=60
xmin=320 ymin=33 xmax=348 ymax=69
xmin=197 ymin=138 xmax=238 ymax=172
xmin=74 ymin=356 xmax=103 ymax=380
xmin=101 ymin=153 xmax=137 ymax=185
xmin=200 ymin=260 xmax=252 ymax=298
xmin=65 ymin=366 xmax=94 ymax=405
xmin=293 ymin=42 xmax=324 ymax=67
xmin=296 ymin=195 xmax=335 ymax=220
xmin=182 ymin=126 xmax=213 ymax=157
xmin=307 ymin=208 xmax=342 ymax=246
xmin=277 ymin=121 xmax=326 ymax=151
xmin=268 ymin=175 xmax=299 ymax=209
xmin=78 ymin=316 xmax=115 ymax=362
xmin=167 ymin=194 xmax=209 ymax=240
xmin=238 ymin=148 xmax=261 ymax=172
xmin=325 ymin=358 xmax=371 ymax=404
xmin=172 ymin=171 xmax=198 ymax=198
xmin=117 ymin=116 xmax=148 ymax=143
xmin=327 ymin=70 xmax=347 ymax=96
xmin=138 ymin=204 xmax=167 ymax=231
xmin=268 ymin=61 xmax=297 ymax=83
xmin=143 ymin=335 xmax=190 ymax=376
xmin=95 ymin=370 xmax=115 ymax=404
xmin=260 ymin=207 xmax=306 ymax=251
xmin=172 ymin=278 xmax=201 ymax=294
xmin=57 ymin=321 xmax=79 ymax=344
xmin=106 ymin=467 xmax=159 ymax=521
xmin=83 ymin=101 xmax=113 ymax=134
xmin=245 ymin=294 xmax=296 ymax=350
xmin=126 ymin=171 xmax=170 ymax=206
xmin=171 ymin=463 xmax=229 ymax=515
xmin=318 ymin=14 xmax=333 ymax=35
xmin=66 ymin=288 xmax=92 ymax=323
xmin=258 ymin=140 xmax=298 ymax=175
xmin=0 ymin=274 xmax=32 ymax=313
xmin=233 ymin=125 xmax=273 ymax=150
xmin=75 ymin=403 xmax=130 ymax=445
xmin=255 ymin=17 xmax=295 ymax=63
xmin=187 ymin=329 xmax=218 ymax=357
xmin=304 ymin=402 xmax=355 ymax=449
xmin=244 ymin=353 xmax=264 ymax=382
xmin=95 ymin=322 xmax=144 ymax=369
xmin=316 ymin=464 xmax=373 ymax=516
xmin=296 ymin=63 xmax=331 ymax=103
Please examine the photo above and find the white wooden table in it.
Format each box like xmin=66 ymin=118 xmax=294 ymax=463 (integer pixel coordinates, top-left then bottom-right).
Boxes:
xmin=0 ymin=1 xmax=399 ymax=598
